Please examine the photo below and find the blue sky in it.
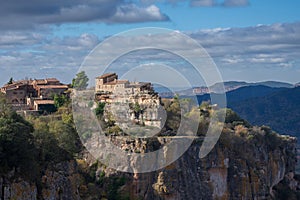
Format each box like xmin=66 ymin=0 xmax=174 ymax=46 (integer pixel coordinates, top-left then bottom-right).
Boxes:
xmin=53 ymin=0 xmax=300 ymax=38
xmin=0 ymin=0 xmax=300 ymax=86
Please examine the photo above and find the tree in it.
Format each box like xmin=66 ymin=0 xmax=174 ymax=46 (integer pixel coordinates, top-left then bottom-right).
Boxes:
xmin=0 ymin=93 xmax=10 ymax=117
xmin=0 ymin=97 xmax=38 ymax=174
xmin=95 ymin=102 xmax=106 ymax=117
xmin=133 ymin=102 xmax=142 ymax=119
xmin=163 ymin=97 xmax=181 ymax=131
xmin=72 ymin=71 xmax=89 ymax=90
xmin=7 ymin=77 xmax=13 ymax=84
xmin=48 ymin=120 xmax=81 ymax=155
xmin=54 ymin=94 xmax=68 ymax=108
xmin=30 ymin=118 xmax=71 ymax=163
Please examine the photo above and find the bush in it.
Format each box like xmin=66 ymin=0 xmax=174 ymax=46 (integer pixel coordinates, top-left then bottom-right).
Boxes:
xmin=0 ymin=104 xmax=38 ymax=178
xmin=54 ymin=94 xmax=68 ymax=108
xmin=95 ymin=102 xmax=106 ymax=117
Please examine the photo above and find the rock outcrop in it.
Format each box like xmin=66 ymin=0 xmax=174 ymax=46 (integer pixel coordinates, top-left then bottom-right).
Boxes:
xmin=41 ymin=161 xmax=81 ymax=200
xmin=0 ymin=176 xmax=37 ymax=200
xmin=0 ymin=161 xmax=80 ymax=200
xmin=92 ymin=125 xmax=299 ymax=200
xmin=1 ymin=129 xmax=299 ymax=200
xmin=1 ymin=101 xmax=299 ymax=200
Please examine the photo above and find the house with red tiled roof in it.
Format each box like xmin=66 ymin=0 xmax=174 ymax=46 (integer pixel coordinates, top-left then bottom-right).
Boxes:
xmin=1 ymin=78 xmax=69 ymax=112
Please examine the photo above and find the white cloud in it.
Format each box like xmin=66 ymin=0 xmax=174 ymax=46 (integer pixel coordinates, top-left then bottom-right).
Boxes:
xmin=249 ymin=57 xmax=285 ymax=64
xmin=0 ymin=0 xmax=170 ymax=30
xmin=222 ymin=56 xmax=244 ymax=64
xmin=110 ymin=4 xmax=169 ymax=23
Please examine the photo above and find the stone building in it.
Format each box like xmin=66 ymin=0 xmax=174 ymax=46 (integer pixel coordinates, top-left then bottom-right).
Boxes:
xmin=35 ymin=85 xmax=68 ymax=99
xmin=0 ymin=80 xmax=35 ymax=104
xmin=31 ymin=78 xmax=68 ymax=99
xmin=95 ymin=73 xmax=153 ymax=99
xmin=33 ymin=100 xmax=56 ymax=112
xmin=1 ymin=78 xmax=68 ymax=112
xmin=95 ymin=73 xmax=164 ymax=129
xmin=95 ymin=73 xmax=119 ymax=93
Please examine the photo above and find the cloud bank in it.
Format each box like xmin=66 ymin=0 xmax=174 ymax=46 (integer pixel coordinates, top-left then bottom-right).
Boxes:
xmin=0 ymin=0 xmax=251 ymax=30
xmin=0 ymin=22 xmax=299 ymax=85
xmin=0 ymin=0 xmax=169 ymax=30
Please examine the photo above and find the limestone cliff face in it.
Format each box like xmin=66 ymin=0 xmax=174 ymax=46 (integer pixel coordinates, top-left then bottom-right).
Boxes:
xmin=0 ymin=175 xmax=37 ymax=200
xmin=0 ymin=131 xmax=298 ymax=200
xmin=99 ymin=128 xmax=298 ymax=200
xmin=41 ymin=161 xmax=81 ymax=200
xmin=1 ymin=118 xmax=298 ymax=200
xmin=0 ymin=160 xmax=80 ymax=200
xmin=104 ymin=91 xmax=164 ymax=130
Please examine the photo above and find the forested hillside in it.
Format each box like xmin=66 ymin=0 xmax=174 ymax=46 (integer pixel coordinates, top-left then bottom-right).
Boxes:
xmin=229 ymin=87 xmax=300 ymax=136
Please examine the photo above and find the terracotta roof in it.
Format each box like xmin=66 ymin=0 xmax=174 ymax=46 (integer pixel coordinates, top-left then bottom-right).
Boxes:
xmin=6 ymin=86 xmax=21 ymax=91
xmin=37 ymin=85 xmax=68 ymax=89
xmin=33 ymin=79 xmax=47 ymax=84
xmin=5 ymin=84 xmax=29 ymax=90
xmin=96 ymin=73 xmax=116 ymax=79
xmin=2 ymin=80 xmax=32 ymax=89
xmin=34 ymin=100 xmax=54 ymax=105
xmin=33 ymin=78 xmax=59 ymax=85
xmin=45 ymin=78 xmax=59 ymax=82
xmin=116 ymin=80 xmax=129 ymax=84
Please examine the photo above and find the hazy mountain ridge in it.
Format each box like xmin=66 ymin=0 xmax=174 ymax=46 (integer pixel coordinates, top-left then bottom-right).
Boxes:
xmin=210 ymin=80 xmax=293 ymax=92
xmin=196 ymin=85 xmax=286 ymax=105
xmin=159 ymin=81 xmax=294 ymax=97
xmin=228 ymin=86 xmax=300 ymax=137
xmin=193 ymin=85 xmax=300 ymax=137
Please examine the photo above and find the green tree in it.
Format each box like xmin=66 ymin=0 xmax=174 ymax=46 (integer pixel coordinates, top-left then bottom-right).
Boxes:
xmin=30 ymin=117 xmax=71 ymax=163
xmin=163 ymin=97 xmax=181 ymax=131
xmin=0 ymin=93 xmax=10 ymax=116
xmin=54 ymin=94 xmax=68 ymax=108
xmin=7 ymin=77 xmax=13 ymax=84
xmin=33 ymin=127 xmax=64 ymax=162
xmin=0 ymin=96 xmax=38 ymax=174
xmin=95 ymin=102 xmax=106 ymax=117
xmin=72 ymin=71 xmax=89 ymax=90
xmin=49 ymin=120 xmax=81 ymax=155
xmin=133 ymin=102 xmax=142 ymax=119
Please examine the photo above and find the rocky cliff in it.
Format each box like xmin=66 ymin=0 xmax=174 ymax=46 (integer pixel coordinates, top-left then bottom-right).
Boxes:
xmin=2 ymin=128 xmax=298 ymax=200
xmin=86 ymin=124 xmax=299 ymax=200
xmin=0 ymin=161 xmax=81 ymax=200
xmin=1 ymin=100 xmax=300 ymax=200
xmin=0 ymin=128 xmax=299 ymax=200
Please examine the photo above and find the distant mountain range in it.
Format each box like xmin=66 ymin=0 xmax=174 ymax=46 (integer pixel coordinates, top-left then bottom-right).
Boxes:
xmin=169 ymin=82 xmax=300 ymax=172
xmin=159 ymin=81 xmax=294 ymax=97
xmin=229 ymin=86 xmax=300 ymax=137
xmin=192 ymin=84 xmax=300 ymax=137
xmin=210 ymin=80 xmax=294 ymax=91
xmin=159 ymin=80 xmax=300 ymax=138
xmin=196 ymin=85 xmax=286 ymax=105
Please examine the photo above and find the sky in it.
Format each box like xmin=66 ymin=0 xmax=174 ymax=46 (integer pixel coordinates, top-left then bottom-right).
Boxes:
xmin=0 ymin=0 xmax=300 ymax=86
